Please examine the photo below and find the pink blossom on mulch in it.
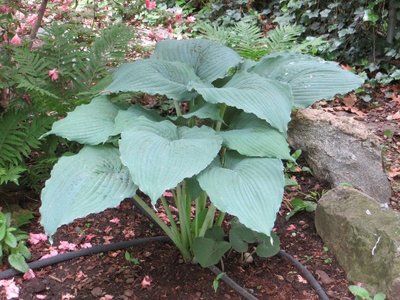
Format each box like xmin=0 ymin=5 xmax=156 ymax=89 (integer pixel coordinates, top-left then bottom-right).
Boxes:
xmin=80 ymin=243 xmax=92 ymax=249
xmin=141 ymin=275 xmax=152 ymax=288
xmin=286 ymin=224 xmax=297 ymax=231
xmin=58 ymin=241 xmax=77 ymax=251
xmin=28 ymin=233 xmax=48 ymax=245
xmin=109 ymin=217 xmax=120 ymax=224
xmin=85 ymin=234 xmax=97 ymax=241
xmin=23 ymin=269 xmax=36 ymax=280
xmin=0 ymin=278 xmax=19 ymax=299
xmin=40 ymin=249 xmax=59 ymax=260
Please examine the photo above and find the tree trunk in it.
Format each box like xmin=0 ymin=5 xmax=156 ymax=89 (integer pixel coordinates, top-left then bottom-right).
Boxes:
xmin=29 ymin=0 xmax=49 ymax=44
xmin=387 ymin=0 xmax=397 ymax=44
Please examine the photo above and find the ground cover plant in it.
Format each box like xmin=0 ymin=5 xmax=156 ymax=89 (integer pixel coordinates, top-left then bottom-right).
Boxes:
xmin=39 ymin=38 xmax=363 ymax=267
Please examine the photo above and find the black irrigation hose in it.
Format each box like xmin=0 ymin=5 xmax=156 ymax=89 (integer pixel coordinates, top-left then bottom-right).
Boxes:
xmin=209 ymin=265 xmax=259 ymax=300
xmin=278 ymin=250 xmax=330 ymax=300
xmin=0 ymin=236 xmax=169 ymax=280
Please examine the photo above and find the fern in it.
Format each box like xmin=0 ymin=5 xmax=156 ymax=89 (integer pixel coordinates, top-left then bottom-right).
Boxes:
xmin=199 ymin=22 xmax=328 ymax=60
xmin=0 ymin=166 xmax=26 ymax=185
xmin=0 ymin=110 xmax=53 ymax=168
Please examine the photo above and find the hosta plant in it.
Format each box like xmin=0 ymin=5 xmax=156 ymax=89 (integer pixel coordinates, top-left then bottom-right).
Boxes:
xmin=39 ymin=39 xmax=363 ymax=266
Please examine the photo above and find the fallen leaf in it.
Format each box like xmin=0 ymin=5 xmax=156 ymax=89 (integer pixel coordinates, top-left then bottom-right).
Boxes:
xmin=388 ymin=167 xmax=400 ymax=178
xmin=342 ymin=94 xmax=357 ymax=107
xmin=36 ymin=295 xmax=47 ymax=299
xmin=391 ymin=111 xmax=400 ymax=120
xmin=315 ymin=269 xmax=334 ymax=284
xmin=100 ymin=295 xmax=114 ymax=300
xmin=141 ymin=275 xmax=152 ymax=288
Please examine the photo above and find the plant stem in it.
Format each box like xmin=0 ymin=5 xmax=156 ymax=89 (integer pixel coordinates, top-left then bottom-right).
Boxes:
xmin=194 ymin=192 xmax=207 ymax=237
xmin=174 ymin=101 xmax=182 ymax=117
xmin=133 ymin=194 xmax=191 ymax=261
xmin=199 ymin=204 xmax=217 ymax=237
xmin=174 ymin=184 xmax=191 ymax=253
xmin=160 ymin=196 xmax=179 ymax=236
xmin=215 ymin=104 xmax=227 ymax=131
xmin=215 ymin=212 xmax=226 ymax=227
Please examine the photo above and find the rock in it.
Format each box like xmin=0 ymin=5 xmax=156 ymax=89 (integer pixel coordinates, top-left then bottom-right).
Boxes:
xmin=288 ymin=108 xmax=391 ymax=203
xmin=91 ymin=287 xmax=104 ymax=297
xmin=315 ymin=187 xmax=400 ymax=299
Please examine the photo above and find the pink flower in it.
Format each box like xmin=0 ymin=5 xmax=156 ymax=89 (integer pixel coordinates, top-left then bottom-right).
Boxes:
xmin=48 ymin=68 xmax=59 ymax=81
xmin=141 ymin=275 xmax=152 ymax=288
xmin=80 ymin=243 xmax=92 ymax=249
xmin=0 ymin=278 xmax=20 ymax=299
xmin=23 ymin=269 xmax=36 ymax=280
xmin=26 ymin=15 xmax=38 ymax=27
xmin=0 ymin=6 xmax=11 ymax=13
xmin=40 ymin=249 xmax=59 ymax=260
xmin=163 ymin=191 xmax=173 ymax=197
xmin=29 ymin=233 xmax=48 ymax=245
xmin=58 ymin=241 xmax=77 ymax=251
xmin=186 ymin=16 xmax=196 ymax=23
xmin=175 ymin=12 xmax=183 ymax=23
xmin=85 ymin=234 xmax=96 ymax=241
xmin=104 ymin=226 xmax=112 ymax=233
xmin=145 ymin=0 xmax=156 ymax=10
xmin=10 ymin=34 xmax=22 ymax=46
xmin=109 ymin=217 xmax=120 ymax=224
xmin=286 ymin=224 xmax=297 ymax=231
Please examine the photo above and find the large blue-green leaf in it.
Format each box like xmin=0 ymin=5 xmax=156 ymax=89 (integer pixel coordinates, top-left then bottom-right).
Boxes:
xmin=42 ymin=96 xmax=118 ymax=145
xmin=249 ymin=52 xmax=364 ymax=108
xmin=197 ymin=152 xmax=284 ymax=235
xmin=151 ymin=39 xmax=242 ymax=83
xmin=40 ymin=146 xmax=137 ymax=237
xmin=104 ymin=59 xmax=201 ymax=101
xmin=220 ymin=112 xmax=291 ymax=159
xmin=112 ymin=105 xmax=164 ymax=135
xmin=189 ymin=72 xmax=293 ymax=132
xmin=119 ymin=118 xmax=222 ymax=203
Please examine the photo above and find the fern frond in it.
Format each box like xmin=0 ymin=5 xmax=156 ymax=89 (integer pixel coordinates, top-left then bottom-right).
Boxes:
xmin=0 ymin=111 xmax=53 ymax=167
xmin=264 ymin=25 xmax=304 ymax=53
xmin=0 ymin=166 xmax=26 ymax=185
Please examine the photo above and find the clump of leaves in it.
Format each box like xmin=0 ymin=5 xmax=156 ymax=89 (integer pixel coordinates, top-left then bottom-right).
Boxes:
xmin=39 ymin=39 xmax=363 ymax=266
xmin=0 ymin=211 xmax=33 ymax=272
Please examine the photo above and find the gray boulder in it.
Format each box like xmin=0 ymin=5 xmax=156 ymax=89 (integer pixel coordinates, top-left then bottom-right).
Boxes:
xmin=288 ymin=108 xmax=391 ymax=203
xmin=315 ymin=187 xmax=400 ymax=299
